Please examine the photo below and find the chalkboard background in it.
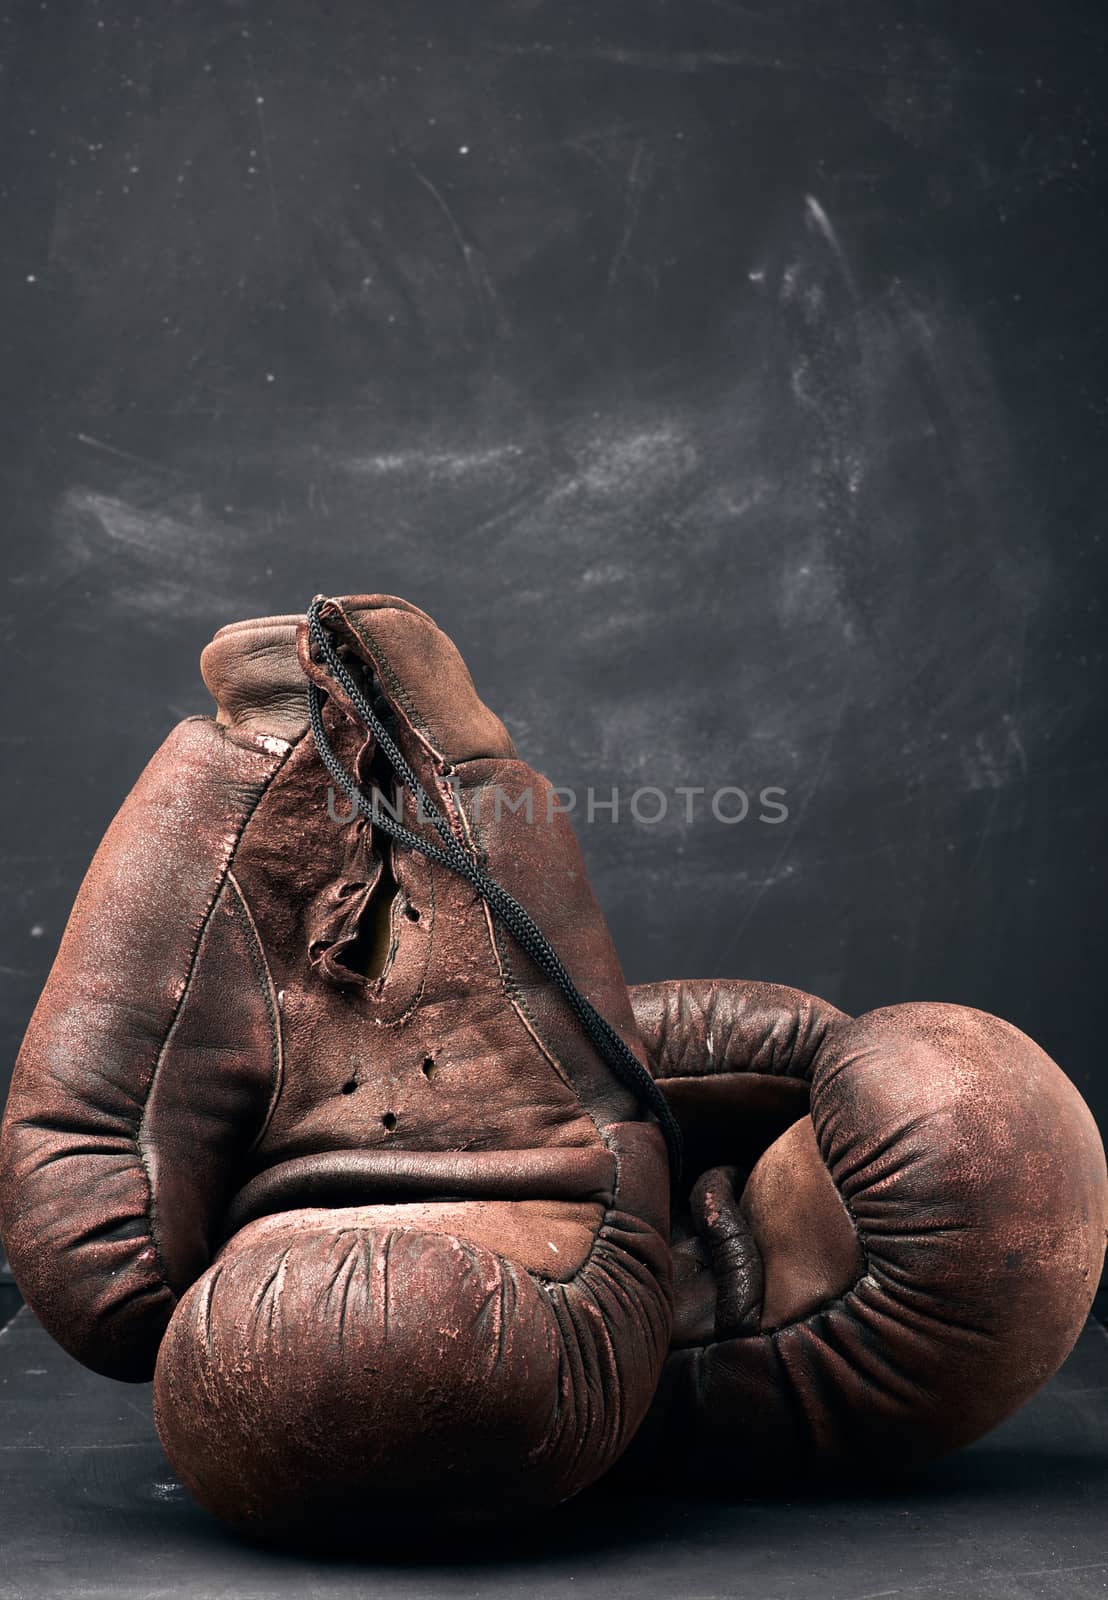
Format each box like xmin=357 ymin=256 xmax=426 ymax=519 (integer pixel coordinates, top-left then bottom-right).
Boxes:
xmin=1 ymin=4 xmax=1105 ymax=1156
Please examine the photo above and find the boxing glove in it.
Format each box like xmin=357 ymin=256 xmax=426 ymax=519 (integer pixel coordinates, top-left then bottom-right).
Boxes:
xmin=0 ymin=595 xmax=675 ymax=1537
xmin=623 ymin=979 xmax=1107 ymax=1476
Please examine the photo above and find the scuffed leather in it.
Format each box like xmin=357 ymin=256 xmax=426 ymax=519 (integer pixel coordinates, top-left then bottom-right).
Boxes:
xmin=0 ymin=718 xmax=287 ymax=1379
xmin=624 ymin=979 xmax=1108 ymax=1476
xmin=0 ymin=596 xmax=672 ymax=1536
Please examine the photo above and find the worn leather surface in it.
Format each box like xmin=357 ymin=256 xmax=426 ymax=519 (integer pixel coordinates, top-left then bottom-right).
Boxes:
xmin=623 ymin=979 xmax=1108 ymax=1475
xmin=0 ymin=595 xmax=672 ymax=1536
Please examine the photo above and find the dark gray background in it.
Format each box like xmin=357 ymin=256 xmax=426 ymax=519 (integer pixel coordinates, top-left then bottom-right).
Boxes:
xmin=1 ymin=2 xmax=1105 ymax=1142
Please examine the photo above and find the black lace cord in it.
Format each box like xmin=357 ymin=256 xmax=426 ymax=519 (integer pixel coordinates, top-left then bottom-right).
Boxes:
xmin=305 ymin=599 xmax=683 ymax=1179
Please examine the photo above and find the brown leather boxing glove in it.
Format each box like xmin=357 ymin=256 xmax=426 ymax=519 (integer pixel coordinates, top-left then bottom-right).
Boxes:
xmin=0 ymin=595 xmax=675 ymax=1538
xmin=622 ymin=979 xmax=1107 ymax=1476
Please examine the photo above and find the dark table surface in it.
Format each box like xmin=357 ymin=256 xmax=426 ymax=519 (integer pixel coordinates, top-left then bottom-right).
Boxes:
xmin=1 ymin=1305 xmax=1106 ymax=1600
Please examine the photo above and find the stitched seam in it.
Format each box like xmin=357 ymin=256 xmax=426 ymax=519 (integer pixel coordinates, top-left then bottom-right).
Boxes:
xmin=463 ymin=783 xmax=646 ymax=1304
xmin=491 ymin=914 xmax=588 ymax=1102
xmin=135 ymin=730 xmax=300 ymax=1298
xmin=226 ymin=869 xmax=285 ymax=1154
xmin=454 ymin=772 xmax=599 ymax=1124
xmin=343 ymin=610 xmax=446 ymax=766
xmin=464 ymin=773 xmax=607 ymax=1136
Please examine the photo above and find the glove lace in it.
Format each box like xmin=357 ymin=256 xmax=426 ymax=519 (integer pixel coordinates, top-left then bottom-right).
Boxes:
xmin=304 ymin=597 xmax=682 ymax=1180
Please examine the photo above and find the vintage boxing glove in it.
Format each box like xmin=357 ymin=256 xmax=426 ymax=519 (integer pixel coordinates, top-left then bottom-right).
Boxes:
xmin=0 ymin=595 xmax=676 ymax=1536
xmin=623 ymin=979 xmax=1107 ymax=1476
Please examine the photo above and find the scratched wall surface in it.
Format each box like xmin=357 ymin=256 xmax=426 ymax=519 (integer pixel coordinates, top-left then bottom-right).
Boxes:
xmin=0 ymin=4 xmax=1105 ymax=1131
